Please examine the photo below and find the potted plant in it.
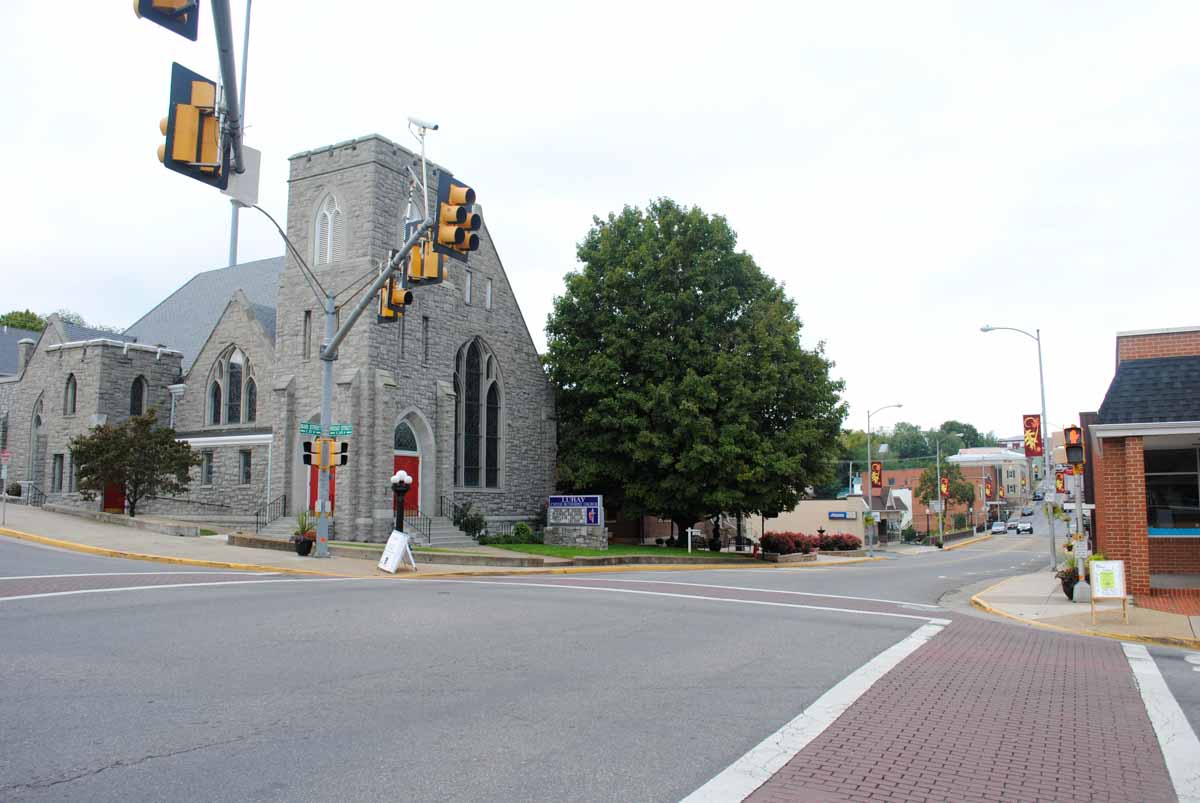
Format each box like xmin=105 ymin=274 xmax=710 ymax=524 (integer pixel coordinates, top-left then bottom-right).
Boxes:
xmin=292 ymin=511 xmax=316 ymax=556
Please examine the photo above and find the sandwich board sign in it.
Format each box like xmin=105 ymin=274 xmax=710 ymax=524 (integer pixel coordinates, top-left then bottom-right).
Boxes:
xmin=378 ymin=530 xmax=416 ymax=574
xmin=1090 ymin=560 xmax=1127 ymax=624
xmin=548 ymin=495 xmax=604 ymax=527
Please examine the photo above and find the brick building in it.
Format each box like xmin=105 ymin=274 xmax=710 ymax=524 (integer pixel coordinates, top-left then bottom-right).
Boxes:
xmin=0 ymin=133 xmax=556 ymax=540
xmin=1090 ymin=326 xmax=1200 ymax=596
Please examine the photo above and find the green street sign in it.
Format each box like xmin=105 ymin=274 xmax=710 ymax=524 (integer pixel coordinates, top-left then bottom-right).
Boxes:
xmin=299 ymin=422 xmax=321 ymax=436
xmin=330 ymin=424 xmax=353 ymax=437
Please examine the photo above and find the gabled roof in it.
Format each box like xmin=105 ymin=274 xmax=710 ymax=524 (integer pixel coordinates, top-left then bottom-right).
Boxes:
xmin=0 ymin=325 xmax=40 ymax=376
xmin=61 ymin=321 xmax=132 ymax=343
xmin=123 ymin=257 xmax=283 ymax=372
xmin=1098 ymin=355 xmax=1200 ymax=424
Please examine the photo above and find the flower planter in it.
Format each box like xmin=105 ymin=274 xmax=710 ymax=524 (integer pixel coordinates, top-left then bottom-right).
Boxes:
xmin=1060 ymin=576 xmax=1076 ymax=600
xmin=295 ymin=538 xmax=314 ymax=557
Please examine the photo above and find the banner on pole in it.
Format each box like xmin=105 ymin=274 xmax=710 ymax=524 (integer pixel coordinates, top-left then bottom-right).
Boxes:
xmin=1022 ymin=414 xmax=1044 ymax=458
xmin=985 ymin=478 xmax=994 ymax=499
xmin=940 ymin=475 xmax=950 ymax=498
xmin=870 ymin=461 xmax=882 ymax=489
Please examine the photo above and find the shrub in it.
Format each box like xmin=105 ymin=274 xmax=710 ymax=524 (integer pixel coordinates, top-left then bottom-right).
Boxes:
xmin=901 ymin=525 xmax=917 ymax=541
xmin=817 ymin=532 xmax=862 ymax=551
xmin=761 ymin=532 xmax=796 ymax=555
xmin=953 ymin=514 xmax=967 ymax=530
xmin=655 ymin=538 xmax=664 ymax=546
xmin=512 ymin=522 xmax=534 ymax=541
xmin=5 ymin=482 xmax=20 ymax=497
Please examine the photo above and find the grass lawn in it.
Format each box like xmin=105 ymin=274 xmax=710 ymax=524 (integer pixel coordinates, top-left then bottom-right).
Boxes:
xmin=491 ymin=543 xmax=757 ymax=560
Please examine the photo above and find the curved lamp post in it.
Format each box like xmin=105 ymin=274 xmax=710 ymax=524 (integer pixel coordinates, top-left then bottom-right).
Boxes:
xmin=981 ymin=324 xmax=1055 ymax=569
xmin=866 ymin=403 xmax=903 ymax=555
xmin=391 ymin=470 xmax=413 ymax=533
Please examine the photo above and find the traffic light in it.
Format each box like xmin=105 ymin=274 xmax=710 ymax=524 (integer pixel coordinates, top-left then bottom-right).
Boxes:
xmin=377 ymin=275 xmax=414 ymax=322
xmin=337 ymin=442 xmax=349 ymax=467
xmin=302 ymin=441 xmax=314 ymax=466
xmin=406 ymin=240 xmax=445 ymax=286
xmin=434 ymin=171 xmax=481 ymax=260
xmin=1064 ymin=426 xmax=1085 ymax=467
xmin=134 ymin=0 xmax=199 ymax=41
xmin=159 ymin=62 xmax=228 ymax=189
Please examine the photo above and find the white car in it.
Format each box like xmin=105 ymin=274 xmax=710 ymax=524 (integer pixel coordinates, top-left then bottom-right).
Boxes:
xmin=990 ymin=521 xmax=1007 ymax=535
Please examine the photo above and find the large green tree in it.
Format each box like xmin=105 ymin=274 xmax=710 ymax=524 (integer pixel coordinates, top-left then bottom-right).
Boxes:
xmin=0 ymin=309 xmax=46 ymax=331
xmin=70 ymin=410 xmax=200 ymax=517
xmin=545 ymin=199 xmax=846 ymax=537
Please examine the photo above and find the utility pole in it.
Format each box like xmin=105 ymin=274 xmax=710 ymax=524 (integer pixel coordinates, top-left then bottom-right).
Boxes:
xmin=227 ymin=0 xmax=252 ymax=266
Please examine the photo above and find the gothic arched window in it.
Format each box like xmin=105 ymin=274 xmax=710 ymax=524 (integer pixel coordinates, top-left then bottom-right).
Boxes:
xmin=394 ymin=421 xmax=418 ymax=452
xmin=314 ymin=194 xmax=344 ymax=267
xmin=206 ymin=346 xmax=257 ymax=427
xmin=130 ymin=376 xmax=147 ymax=416
xmin=453 ymin=339 xmax=502 ymax=488
xmin=64 ymin=374 xmax=77 ymax=415
xmin=245 ymin=378 xmax=257 ymax=423
xmin=209 ymin=382 xmax=222 ymax=425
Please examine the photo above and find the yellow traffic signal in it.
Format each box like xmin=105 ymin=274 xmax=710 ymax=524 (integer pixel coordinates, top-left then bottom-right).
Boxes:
xmin=377 ymin=276 xmax=414 ymax=323
xmin=407 ymin=239 xmax=445 ymax=285
xmin=159 ymin=63 xmax=227 ymax=189
xmin=134 ymin=0 xmax=199 ymax=41
xmin=435 ymin=172 xmax=481 ymax=260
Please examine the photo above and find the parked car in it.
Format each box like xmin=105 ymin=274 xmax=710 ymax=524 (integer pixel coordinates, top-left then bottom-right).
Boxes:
xmin=1032 ymin=491 xmax=1045 ymax=501
xmin=990 ymin=521 xmax=1007 ymax=535
xmin=1007 ymin=521 xmax=1019 ymax=531
xmin=1016 ymin=521 xmax=1034 ymax=534
xmin=1021 ymin=505 xmax=1035 ymax=516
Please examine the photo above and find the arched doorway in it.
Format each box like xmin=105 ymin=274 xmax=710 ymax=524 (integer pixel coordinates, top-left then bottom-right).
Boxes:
xmin=393 ymin=421 xmax=419 ymax=513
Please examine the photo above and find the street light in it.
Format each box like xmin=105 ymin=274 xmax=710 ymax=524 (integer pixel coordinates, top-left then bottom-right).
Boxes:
xmin=866 ymin=403 xmax=903 ymax=556
xmin=934 ymin=432 xmax=963 ymax=548
xmin=981 ymin=324 xmax=1056 ymax=570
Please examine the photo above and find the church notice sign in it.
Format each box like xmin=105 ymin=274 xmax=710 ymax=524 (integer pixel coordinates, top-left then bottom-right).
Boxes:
xmin=548 ymin=495 xmax=604 ymax=527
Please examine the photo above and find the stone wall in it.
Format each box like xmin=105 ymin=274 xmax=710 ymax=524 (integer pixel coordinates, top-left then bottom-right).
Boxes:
xmin=544 ymin=525 xmax=608 ymax=550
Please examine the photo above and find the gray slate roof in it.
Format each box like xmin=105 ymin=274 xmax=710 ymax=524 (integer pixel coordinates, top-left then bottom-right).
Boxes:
xmin=1097 ymin=356 xmax=1200 ymax=424
xmin=0 ymin=325 xmax=40 ymax=377
xmin=123 ymin=257 xmax=283 ymax=373
xmin=62 ymin=321 xmax=132 ymax=343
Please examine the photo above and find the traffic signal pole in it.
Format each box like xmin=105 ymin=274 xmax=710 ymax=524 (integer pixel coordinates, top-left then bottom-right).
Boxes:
xmin=209 ymin=0 xmax=245 ymax=174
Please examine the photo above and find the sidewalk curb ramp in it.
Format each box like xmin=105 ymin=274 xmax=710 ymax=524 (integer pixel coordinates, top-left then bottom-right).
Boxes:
xmin=970 ymin=577 xmax=1200 ymax=651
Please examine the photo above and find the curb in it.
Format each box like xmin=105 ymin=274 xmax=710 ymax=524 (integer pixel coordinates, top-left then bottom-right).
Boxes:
xmin=0 ymin=527 xmax=344 ymax=578
xmin=944 ymin=533 xmax=993 ymax=551
xmin=969 ymin=577 xmax=1200 ymax=651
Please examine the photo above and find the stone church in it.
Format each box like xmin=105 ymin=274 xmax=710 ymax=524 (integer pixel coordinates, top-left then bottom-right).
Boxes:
xmin=0 ymin=133 xmax=557 ymax=541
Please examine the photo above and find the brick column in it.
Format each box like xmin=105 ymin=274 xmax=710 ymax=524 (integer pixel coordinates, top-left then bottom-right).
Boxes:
xmin=1122 ymin=436 xmax=1150 ymax=594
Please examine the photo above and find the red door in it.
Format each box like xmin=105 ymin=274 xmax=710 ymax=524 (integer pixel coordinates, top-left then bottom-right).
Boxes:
xmin=102 ymin=483 xmax=125 ymax=514
xmin=393 ymin=455 xmax=420 ymax=512
xmin=308 ymin=466 xmax=336 ymax=513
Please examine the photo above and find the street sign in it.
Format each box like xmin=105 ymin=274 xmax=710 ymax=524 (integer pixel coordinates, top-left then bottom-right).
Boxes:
xmin=299 ymin=422 xmax=321 ymax=436
xmin=928 ymin=501 xmax=944 ymax=513
xmin=330 ymin=424 xmax=353 ymax=437
xmin=548 ymin=495 xmax=604 ymax=527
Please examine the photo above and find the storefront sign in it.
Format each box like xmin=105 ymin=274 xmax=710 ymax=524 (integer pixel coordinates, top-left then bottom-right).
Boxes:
xmin=1022 ymin=414 xmax=1044 ymax=458
xmin=827 ymin=511 xmax=857 ymax=520
xmin=1090 ymin=560 xmax=1128 ymax=624
xmin=548 ymin=495 xmax=604 ymax=527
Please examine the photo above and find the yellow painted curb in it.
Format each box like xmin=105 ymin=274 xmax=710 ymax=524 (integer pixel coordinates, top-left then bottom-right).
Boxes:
xmin=944 ymin=533 xmax=993 ymax=551
xmin=969 ymin=577 xmax=1200 ymax=651
xmin=0 ymin=527 xmax=344 ymax=578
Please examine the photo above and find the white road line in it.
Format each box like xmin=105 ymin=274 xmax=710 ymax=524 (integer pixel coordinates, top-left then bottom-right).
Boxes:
xmin=681 ymin=621 xmax=947 ymax=802
xmin=575 ymin=578 xmax=942 ymax=610
xmin=1123 ymin=643 xmax=1200 ymax=802
xmin=444 ymin=580 xmax=953 ymax=624
xmin=0 ymin=571 xmax=277 ymax=581
xmin=0 ymin=577 xmax=362 ymax=603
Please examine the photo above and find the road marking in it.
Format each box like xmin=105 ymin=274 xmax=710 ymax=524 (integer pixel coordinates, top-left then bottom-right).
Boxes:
xmin=444 ymin=580 xmax=953 ymax=624
xmin=1123 ymin=643 xmax=1200 ymax=802
xmin=578 ymin=578 xmax=942 ymax=610
xmin=0 ymin=577 xmax=362 ymax=603
xmin=1185 ymin=653 xmax=1200 ymax=672
xmin=0 ymin=571 xmax=278 ymax=581
xmin=680 ymin=621 xmax=947 ymax=802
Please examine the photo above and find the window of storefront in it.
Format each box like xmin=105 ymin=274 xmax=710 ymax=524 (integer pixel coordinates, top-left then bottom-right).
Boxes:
xmin=1145 ymin=448 xmax=1200 ymax=534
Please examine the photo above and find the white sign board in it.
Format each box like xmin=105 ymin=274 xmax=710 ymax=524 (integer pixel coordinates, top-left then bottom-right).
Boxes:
xmin=1091 ymin=560 xmax=1125 ymax=599
xmin=378 ymin=530 xmax=416 ymax=574
xmin=928 ymin=501 xmax=944 ymax=513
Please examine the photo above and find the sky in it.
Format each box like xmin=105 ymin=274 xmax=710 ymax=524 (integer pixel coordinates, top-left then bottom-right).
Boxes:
xmin=2 ymin=2 xmax=1198 ymax=439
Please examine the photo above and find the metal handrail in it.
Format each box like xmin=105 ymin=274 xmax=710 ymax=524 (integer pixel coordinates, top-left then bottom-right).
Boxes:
xmin=254 ymin=494 xmax=288 ymax=534
xmin=403 ymin=507 xmax=433 ymax=545
xmin=439 ymin=495 xmax=454 ymax=519
xmin=26 ymin=483 xmax=46 ymax=508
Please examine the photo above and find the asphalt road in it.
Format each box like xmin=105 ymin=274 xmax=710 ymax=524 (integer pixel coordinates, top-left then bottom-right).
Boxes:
xmin=1 ymin=512 xmax=1196 ymax=803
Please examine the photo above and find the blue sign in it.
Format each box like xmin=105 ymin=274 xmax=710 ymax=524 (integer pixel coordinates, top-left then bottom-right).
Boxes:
xmin=828 ymin=511 xmax=857 ymax=520
xmin=548 ymin=495 xmax=604 ymax=527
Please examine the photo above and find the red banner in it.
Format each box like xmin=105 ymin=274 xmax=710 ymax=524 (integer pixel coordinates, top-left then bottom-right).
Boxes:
xmin=1022 ymin=414 xmax=1043 ymax=458
xmin=870 ymin=461 xmax=882 ymax=489
xmin=999 ymin=484 xmax=1006 ymax=499
xmin=940 ymin=475 xmax=950 ymax=498
xmin=1021 ymin=475 xmax=1027 ymax=489
xmin=985 ymin=478 xmax=994 ymax=499
xmin=1055 ymin=472 xmax=1065 ymax=493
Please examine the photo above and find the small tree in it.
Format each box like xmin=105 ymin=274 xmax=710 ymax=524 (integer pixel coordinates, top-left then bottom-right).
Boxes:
xmin=915 ymin=461 xmax=975 ymax=538
xmin=0 ymin=309 xmax=46 ymax=331
xmin=70 ymin=410 xmax=200 ymax=517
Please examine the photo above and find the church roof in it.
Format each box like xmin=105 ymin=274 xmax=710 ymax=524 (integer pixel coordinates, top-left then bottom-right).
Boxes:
xmin=61 ymin=321 xmax=133 ymax=343
xmin=123 ymin=257 xmax=283 ymax=373
xmin=0 ymin=325 xmax=40 ymax=377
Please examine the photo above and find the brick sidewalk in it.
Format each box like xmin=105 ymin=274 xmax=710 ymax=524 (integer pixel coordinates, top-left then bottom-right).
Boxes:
xmin=746 ymin=619 xmax=1175 ymax=802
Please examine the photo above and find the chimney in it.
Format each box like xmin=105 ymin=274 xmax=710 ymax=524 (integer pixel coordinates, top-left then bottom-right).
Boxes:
xmin=17 ymin=338 xmax=34 ymax=371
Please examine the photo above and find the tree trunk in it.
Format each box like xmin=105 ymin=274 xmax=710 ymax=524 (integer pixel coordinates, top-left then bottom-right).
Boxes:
xmin=673 ymin=517 xmax=696 ymax=549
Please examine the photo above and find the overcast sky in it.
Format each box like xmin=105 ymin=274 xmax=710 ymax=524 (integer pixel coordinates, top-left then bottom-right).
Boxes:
xmin=2 ymin=2 xmax=1197 ymax=439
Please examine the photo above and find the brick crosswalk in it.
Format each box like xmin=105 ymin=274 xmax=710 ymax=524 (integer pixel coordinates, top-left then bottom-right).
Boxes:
xmin=745 ymin=620 xmax=1176 ymax=802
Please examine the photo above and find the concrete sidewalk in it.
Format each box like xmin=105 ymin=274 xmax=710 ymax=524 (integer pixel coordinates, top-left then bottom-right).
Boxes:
xmin=972 ymin=569 xmax=1200 ymax=648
